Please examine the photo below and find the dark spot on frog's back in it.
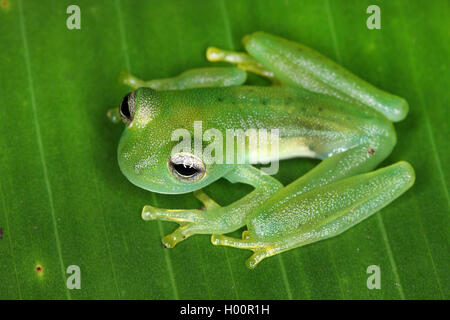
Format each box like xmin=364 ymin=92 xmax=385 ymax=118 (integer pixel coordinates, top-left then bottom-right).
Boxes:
xmin=217 ymin=97 xmax=223 ymax=102
xmin=285 ymin=97 xmax=293 ymax=105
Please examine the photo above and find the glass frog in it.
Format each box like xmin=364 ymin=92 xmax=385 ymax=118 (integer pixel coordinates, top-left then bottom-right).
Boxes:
xmin=111 ymin=32 xmax=415 ymax=269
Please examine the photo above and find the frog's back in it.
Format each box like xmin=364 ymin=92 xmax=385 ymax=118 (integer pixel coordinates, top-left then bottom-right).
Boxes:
xmin=157 ymin=86 xmax=387 ymax=159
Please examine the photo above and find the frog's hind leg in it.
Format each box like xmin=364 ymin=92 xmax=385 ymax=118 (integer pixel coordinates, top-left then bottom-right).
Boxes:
xmin=211 ymin=233 xmax=273 ymax=269
xmin=242 ymin=32 xmax=408 ymax=122
xmin=212 ymin=232 xmax=298 ymax=269
xmin=212 ymin=161 xmax=415 ymax=269
xmin=212 ymin=233 xmax=265 ymax=250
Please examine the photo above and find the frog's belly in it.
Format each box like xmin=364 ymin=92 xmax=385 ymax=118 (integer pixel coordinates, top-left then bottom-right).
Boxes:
xmin=249 ymin=136 xmax=318 ymax=165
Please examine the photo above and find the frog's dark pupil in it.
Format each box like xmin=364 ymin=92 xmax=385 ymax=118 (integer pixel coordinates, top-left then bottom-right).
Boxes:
xmin=120 ymin=93 xmax=131 ymax=119
xmin=173 ymin=163 xmax=198 ymax=177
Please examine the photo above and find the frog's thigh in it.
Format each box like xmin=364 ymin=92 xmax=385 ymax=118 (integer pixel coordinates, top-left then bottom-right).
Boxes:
xmin=213 ymin=161 xmax=415 ymax=268
xmin=284 ymin=136 xmax=394 ymax=197
xmin=242 ymin=32 xmax=408 ymax=122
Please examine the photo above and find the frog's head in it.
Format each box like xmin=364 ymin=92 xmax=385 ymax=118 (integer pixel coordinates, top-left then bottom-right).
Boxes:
xmin=116 ymin=88 xmax=231 ymax=194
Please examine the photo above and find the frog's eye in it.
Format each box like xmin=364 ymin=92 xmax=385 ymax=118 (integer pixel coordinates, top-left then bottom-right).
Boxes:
xmin=168 ymin=153 xmax=206 ymax=183
xmin=119 ymin=92 xmax=136 ymax=126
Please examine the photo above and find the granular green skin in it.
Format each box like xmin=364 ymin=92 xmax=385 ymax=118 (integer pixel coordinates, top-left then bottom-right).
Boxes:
xmin=115 ymin=32 xmax=414 ymax=268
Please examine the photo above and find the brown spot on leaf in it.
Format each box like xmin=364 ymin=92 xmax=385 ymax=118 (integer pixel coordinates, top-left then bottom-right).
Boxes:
xmin=367 ymin=147 xmax=375 ymax=155
xmin=0 ymin=227 xmax=3 ymax=239
xmin=35 ymin=264 xmax=43 ymax=275
xmin=1 ymin=0 xmax=10 ymax=11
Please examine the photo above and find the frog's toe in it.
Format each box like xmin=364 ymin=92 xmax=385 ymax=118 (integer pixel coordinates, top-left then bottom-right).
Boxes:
xmin=141 ymin=205 xmax=158 ymax=220
xmin=211 ymin=234 xmax=264 ymax=250
xmin=118 ymin=71 xmax=143 ymax=89
xmin=141 ymin=205 xmax=202 ymax=223
xmin=161 ymin=234 xmax=178 ymax=248
xmin=245 ymin=250 xmax=269 ymax=269
xmin=161 ymin=223 xmax=197 ymax=248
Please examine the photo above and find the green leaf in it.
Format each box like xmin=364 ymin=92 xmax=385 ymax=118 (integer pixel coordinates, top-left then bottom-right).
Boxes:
xmin=0 ymin=0 xmax=448 ymax=299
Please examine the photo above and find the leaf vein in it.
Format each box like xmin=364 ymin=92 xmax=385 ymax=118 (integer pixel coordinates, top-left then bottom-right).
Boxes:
xmin=18 ymin=0 xmax=71 ymax=300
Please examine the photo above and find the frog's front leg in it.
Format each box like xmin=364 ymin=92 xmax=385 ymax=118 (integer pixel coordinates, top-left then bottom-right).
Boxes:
xmin=206 ymin=47 xmax=275 ymax=79
xmin=108 ymin=67 xmax=248 ymax=123
xmin=141 ymin=191 xmax=218 ymax=248
xmin=212 ymin=161 xmax=415 ymax=268
xmin=119 ymin=66 xmax=247 ymax=90
xmin=142 ymin=165 xmax=282 ymax=248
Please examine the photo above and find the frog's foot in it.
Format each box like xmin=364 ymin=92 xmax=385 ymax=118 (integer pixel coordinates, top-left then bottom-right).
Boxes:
xmin=206 ymin=47 xmax=275 ymax=79
xmin=119 ymin=71 xmax=146 ymax=90
xmin=142 ymin=205 xmax=206 ymax=248
xmin=144 ymin=165 xmax=283 ymax=249
xmin=161 ymin=223 xmax=200 ymax=248
xmin=142 ymin=190 xmax=228 ymax=248
xmin=107 ymin=107 xmax=121 ymax=124
xmin=211 ymin=233 xmax=281 ymax=269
